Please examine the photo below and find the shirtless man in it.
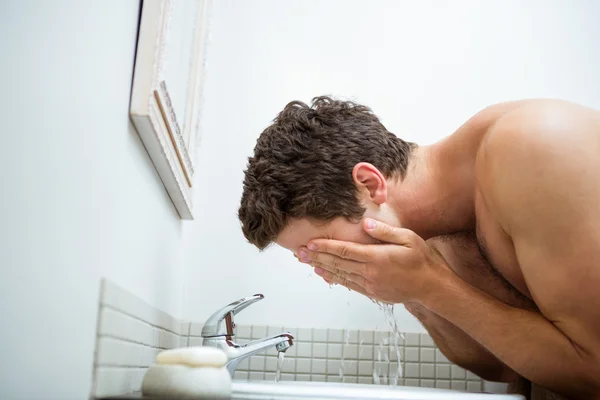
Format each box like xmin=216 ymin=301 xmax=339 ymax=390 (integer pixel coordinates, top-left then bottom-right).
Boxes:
xmin=237 ymin=97 xmax=600 ymax=399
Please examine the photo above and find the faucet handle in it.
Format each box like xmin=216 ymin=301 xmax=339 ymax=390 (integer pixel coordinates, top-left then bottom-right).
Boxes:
xmin=201 ymin=294 xmax=264 ymax=338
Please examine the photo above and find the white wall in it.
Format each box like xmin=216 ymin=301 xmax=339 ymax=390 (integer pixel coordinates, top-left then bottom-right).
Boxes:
xmin=183 ymin=0 xmax=600 ymax=330
xmin=0 ymin=1 xmax=190 ymax=398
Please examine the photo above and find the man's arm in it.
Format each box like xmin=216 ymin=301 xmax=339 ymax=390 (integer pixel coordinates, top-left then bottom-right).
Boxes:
xmin=405 ymin=302 xmax=518 ymax=382
xmin=425 ymin=101 xmax=600 ymax=398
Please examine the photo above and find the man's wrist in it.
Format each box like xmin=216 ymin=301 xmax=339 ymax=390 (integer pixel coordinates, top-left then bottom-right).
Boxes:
xmin=420 ymin=260 xmax=463 ymax=311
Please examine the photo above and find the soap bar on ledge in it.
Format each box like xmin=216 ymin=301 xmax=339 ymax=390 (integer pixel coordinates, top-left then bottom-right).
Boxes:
xmin=141 ymin=347 xmax=232 ymax=400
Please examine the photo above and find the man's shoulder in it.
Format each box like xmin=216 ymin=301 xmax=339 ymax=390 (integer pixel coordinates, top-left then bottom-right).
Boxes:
xmin=474 ymin=99 xmax=600 ymax=231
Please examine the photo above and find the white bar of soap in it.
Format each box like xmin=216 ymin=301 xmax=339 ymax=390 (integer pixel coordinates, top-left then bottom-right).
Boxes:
xmin=142 ymin=347 xmax=231 ymax=399
xmin=156 ymin=346 xmax=228 ymax=367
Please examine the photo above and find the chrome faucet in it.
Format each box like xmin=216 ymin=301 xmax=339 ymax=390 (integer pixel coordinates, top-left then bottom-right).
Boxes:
xmin=201 ymin=294 xmax=294 ymax=376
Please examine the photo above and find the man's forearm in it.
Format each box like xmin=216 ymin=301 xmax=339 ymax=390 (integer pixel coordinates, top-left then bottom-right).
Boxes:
xmin=406 ymin=302 xmax=517 ymax=382
xmin=423 ymin=269 xmax=600 ymax=399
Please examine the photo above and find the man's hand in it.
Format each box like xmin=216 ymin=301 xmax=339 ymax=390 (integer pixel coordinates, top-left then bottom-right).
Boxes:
xmin=297 ymin=218 xmax=452 ymax=305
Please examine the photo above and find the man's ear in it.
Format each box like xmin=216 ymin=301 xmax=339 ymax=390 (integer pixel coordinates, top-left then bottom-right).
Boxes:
xmin=352 ymin=163 xmax=387 ymax=205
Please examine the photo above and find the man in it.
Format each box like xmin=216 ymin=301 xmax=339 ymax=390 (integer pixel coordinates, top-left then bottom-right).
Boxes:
xmin=238 ymin=96 xmax=600 ymax=399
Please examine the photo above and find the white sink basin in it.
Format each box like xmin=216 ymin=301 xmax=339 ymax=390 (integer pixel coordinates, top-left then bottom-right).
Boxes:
xmin=232 ymin=381 xmax=525 ymax=400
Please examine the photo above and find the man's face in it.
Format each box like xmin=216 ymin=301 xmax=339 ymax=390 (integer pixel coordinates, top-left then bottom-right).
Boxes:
xmin=276 ymin=217 xmax=377 ymax=256
xmin=276 ymin=204 xmax=400 ymax=256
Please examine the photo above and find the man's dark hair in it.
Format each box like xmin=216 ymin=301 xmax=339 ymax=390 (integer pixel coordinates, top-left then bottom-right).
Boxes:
xmin=238 ymin=96 xmax=415 ymax=250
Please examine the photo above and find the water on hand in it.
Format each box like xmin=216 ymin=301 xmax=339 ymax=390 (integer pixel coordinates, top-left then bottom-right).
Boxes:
xmin=275 ymin=351 xmax=285 ymax=382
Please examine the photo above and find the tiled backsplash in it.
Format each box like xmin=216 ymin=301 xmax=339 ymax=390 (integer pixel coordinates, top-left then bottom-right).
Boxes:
xmin=210 ymin=326 xmax=484 ymax=391
xmin=92 ymin=280 xmax=190 ymax=398
xmin=93 ymin=280 xmax=487 ymax=398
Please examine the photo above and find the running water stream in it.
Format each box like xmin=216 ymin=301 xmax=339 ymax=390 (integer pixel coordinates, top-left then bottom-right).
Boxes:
xmin=275 ymin=351 xmax=285 ymax=382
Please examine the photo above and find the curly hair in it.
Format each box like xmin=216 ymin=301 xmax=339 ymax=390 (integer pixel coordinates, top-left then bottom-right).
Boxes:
xmin=238 ymin=96 xmax=415 ymax=250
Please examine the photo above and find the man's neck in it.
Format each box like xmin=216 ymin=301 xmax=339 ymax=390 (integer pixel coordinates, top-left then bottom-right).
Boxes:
xmin=389 ymin=139 xmax=479 ymax=239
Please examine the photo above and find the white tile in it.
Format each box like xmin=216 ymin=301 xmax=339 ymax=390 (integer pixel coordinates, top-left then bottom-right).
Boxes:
xmin=419 ymin=333 xmax=435 ymax=347
xmin=389 ymin=332 xmax=405 ymax=347
xmin=190 ymin=322 xmax=204 ymax=336
xmin=436 ymin=364 xmax=450 ymax=379
xmin=188 ymin=336 xmax=203 ymax=347
xmin=466 ymin=370 xmax=480 ymax=380
xmin=435 ymin=349 xmax=450 ymax=363
xmin=343 ymin=376 xmax=358 ymax=383
xmin=296 ymin=342 xmax=312 ymax=358
xmin=358 ymin=360 xmax=373 ymax=376
xmin=346 ymin=330 xmax=359 ymax=344
xmin=327 ymin=375 xmax=342 ymax=383
xmin=312 ymin=359 xmax=327 ymax=374
xmin=343 ymin=344 xmax=359 ymax=359
xmin=178 ymin=336 xmax=188 ymax=348
xmin=374 ymin=361 xmax=389 ymax=375
xmin=327 ymin=343 xmax=342 ymax=358
xmin=483 ymin=381 xmax=509 ymax=393
xmin=312 ymin=374 xmax=326 ymax=382
xmin=451 ymin=365 xmax=466 ymax=379
xmin=405 ymin=347 xmax=419 ymax=362
xmin=313 ymin=343 xmax=327 ymax=358
xmin=436 ymin=380 xmax=451 ymax=389
xmin=389 ymin=362 xmax=402 ymax=377
xmin=404 ymin=378 xmax=420 ymax=387
xmin=249 ymin=356 xmax=265 ymax=371
xmin=297 ymin=328 xmax=312 ymax=342
xmin=420 ymin=363 xmax=435 ymax=379
xmin=467 ymin=381 xmax=482 ymax=392
xmin=405 ymin=363 xmax=419 ymax=378
xmin=451 ymin=380 xmax=466 ymax=391
xmin=252 ymin=325 xmax=267 ymax=339
xmin=420 ymin=348 xmax=435 ymax=363
xmin=405 ymin=333 xmax=420 ymax=346
xmin=234 ymin=371 xmax=248 ymax=380
xmin=374 ymin=331 xmax=390 ymax=345
xmin=265 ymin=372 xmax=276 ymax=381
xmin=420 ymin=379 xmax=435 ymax=388
xmin=296 ymin=358 xmax=311 ymax=374
xmin=267 ymin=325 xmax=284 ymax=337
xmin=374 ymin=345 xmax=388 ymax=362
xmin=236 ymin=324 xmax=252 ymax=339
xmin=282 ymin=357 xmax=296 ymax=373
xmin=93 ymin=367 xmax=146 ymax=398
xmin=98 ymin=308 xmax=154 ymax=347
xmin=249 ymin=371 xmax=264 ymax=381
xmin=313 ymin=328 xmax=328 ymax=342
xmin=95 ymin=337 xmax=157 ymax=367
xmin=238 ymin=357 xmax=250 ymax=370
xmin=157 ymin=329 xmax=179 ymax=349
xmin=358 ymin=345 xmax=374 ymax=360
xmin=188 ymin=322 xmax=205 ymax=337
xmin=179 ymin=321 xmax=190 ymax=336
xmin=296 ymin=374 xmax=311 ymax=382
xmin=358 ymin=376 xmax=373 ymax=384
xmin=358 ymin=330 xmax=374 ymax=344
xmin=328 ymin=328 xmax=344 ymax=343
xmin=264 ymin=356 xmax=277 ymax=372
xmin=281 ymin=373 xmax=295 ymax=381
xmin=389 ymin=346 xmax=403 ymax=362
xmin=101 ymin=280 xmax=178 ymax=333
xmin=343 ymin=360 xmax=358 ymax=375
xmin=327 ymin=359 xmax=342 ymax=375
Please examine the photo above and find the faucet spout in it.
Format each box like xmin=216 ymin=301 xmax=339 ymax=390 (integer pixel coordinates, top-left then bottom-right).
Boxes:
xmin=203 ymin=333 xmax=294 ymax=376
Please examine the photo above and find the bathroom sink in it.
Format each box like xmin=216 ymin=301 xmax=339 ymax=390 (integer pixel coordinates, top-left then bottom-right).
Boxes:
xmin=231 ymin=381 xmax=525 ymax=400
